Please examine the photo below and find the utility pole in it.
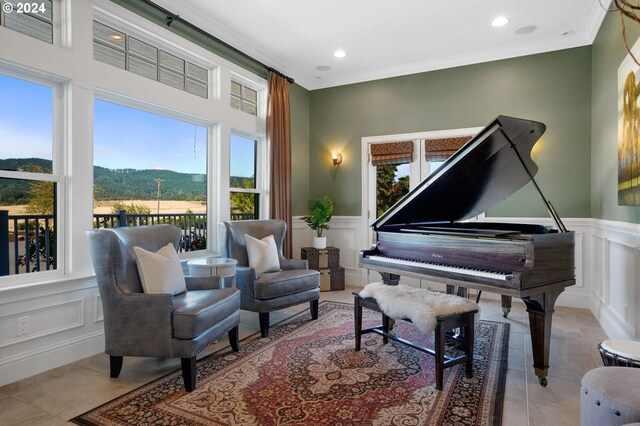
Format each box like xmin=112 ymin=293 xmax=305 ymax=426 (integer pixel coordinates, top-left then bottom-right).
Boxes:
xmin=154 ymin=178 xmax=165 ymax=214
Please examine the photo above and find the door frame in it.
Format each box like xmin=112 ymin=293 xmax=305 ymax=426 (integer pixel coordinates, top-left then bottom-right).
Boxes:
xmin=359 ymin=126 xmax=482 ymax=285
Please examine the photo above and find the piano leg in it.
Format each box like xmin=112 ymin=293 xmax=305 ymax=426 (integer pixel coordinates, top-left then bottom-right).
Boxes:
xmin=521 ymin=289 xmax=562 ymax=387
xmin=380 ymin=272 xmax=401 ymax=286
xmin=501 ymin=295 xmax=512 ymax=318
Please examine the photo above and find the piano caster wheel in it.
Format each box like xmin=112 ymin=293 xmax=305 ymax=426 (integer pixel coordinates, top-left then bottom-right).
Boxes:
xmin=539 ymin=377 xmax=548 ymax=387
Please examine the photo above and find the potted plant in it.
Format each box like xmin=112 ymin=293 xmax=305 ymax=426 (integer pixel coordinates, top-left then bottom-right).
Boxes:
xmin=302 ymin=196 xmax=334 ymax=249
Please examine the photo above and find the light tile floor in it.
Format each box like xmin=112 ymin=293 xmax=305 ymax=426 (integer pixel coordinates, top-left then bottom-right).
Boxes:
xmin=0 ymin=286 xmax=607 ymax=425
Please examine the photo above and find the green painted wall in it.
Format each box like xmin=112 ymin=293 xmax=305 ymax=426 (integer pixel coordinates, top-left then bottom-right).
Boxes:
xmin=115 ymin=0 xmax=638 ymax=224
xmin=308 ymin=48 xmax=592 ymax=218
xmin=290 ymin=83 xmax=311 ymax=215
xmin=591 ymin=12 xmax=640 ymax=222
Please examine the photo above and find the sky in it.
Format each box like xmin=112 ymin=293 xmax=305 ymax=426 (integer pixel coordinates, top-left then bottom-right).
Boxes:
xmin=0 ymin=73 xmax=256 ymax=178
xmin=0 ymin=74 xmax=53 ymax=162
xmin=94 ymin=99 xmax=208 ymax=175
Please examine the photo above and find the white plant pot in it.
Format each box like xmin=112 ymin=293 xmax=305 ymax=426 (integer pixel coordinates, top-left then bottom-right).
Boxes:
xmin=312 ymin=236 xmax=327 ymax=249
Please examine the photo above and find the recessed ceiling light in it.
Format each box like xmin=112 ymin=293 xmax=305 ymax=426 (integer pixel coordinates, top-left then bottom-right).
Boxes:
xmin=491 ymin=16 xmax=509 ymax=27
xmin=109 ymin=34 xmax=124 ymax=42
xmin=316 ymin=65 xmax=331 ymax=71
xmin=333 ymin=49 xmax=346 ymax=58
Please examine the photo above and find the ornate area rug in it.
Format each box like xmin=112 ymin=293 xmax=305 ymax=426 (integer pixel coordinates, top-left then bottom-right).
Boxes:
xmin=73 ymin=301 xmax=509 ymax=426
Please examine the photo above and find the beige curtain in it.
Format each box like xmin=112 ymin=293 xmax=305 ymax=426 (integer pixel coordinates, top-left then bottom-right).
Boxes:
xmin=370 ymin=141 xmax=414 ymax=166
xmin=424 ymin=137 xmax=471 ymax=161
xmin=267 ymin=71 xmax=293 ymax=258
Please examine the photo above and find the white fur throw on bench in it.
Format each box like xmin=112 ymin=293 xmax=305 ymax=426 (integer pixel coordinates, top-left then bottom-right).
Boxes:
xmin=359 ymin=282 xmax=479 ymax=334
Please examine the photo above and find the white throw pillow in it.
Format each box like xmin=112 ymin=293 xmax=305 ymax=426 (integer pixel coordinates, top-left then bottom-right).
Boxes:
xmin=133 ymin=243 xmax=187 ymax=295
xmin=244 ymin=234 xmax=281 ymax=275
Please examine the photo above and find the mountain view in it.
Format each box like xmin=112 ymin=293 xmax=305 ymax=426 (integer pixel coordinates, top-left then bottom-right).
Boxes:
xmin=0 ymin=158 xmax=222 ymax=204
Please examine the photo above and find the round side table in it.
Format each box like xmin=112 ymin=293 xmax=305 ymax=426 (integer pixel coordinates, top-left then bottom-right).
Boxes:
xmin=187 ymin=257 xmax=237 ymax=288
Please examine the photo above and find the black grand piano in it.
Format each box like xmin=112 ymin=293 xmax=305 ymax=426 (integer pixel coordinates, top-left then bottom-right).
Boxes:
xmin=359 ymin=115 xmax=575 ymax=386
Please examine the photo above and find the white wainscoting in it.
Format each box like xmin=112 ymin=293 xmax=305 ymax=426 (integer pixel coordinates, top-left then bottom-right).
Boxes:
xmin=0 ymin=216 xmax=639 ymax=386
xmin=590 ymin=219 xmax=640 ymax=340
xmin=0 ymin=276 xmax=104 ymax=386
xmin=293 ymin=216 xmax=638 ymax=341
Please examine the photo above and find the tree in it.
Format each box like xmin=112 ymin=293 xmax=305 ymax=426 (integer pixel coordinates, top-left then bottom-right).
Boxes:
xmin=23 ymin=164 xmax=54 ymax=215
xmin=230 ymin=176 xmax=257 ymax=216
xmin=111 ymin=202 xmax=150 ymax=214
xmin=376 ymin=164 xmax=409 ymax=217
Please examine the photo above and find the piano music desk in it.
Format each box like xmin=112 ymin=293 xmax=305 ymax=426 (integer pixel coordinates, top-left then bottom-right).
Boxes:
xmin=353 ymin=292 xmax=477 ymax=390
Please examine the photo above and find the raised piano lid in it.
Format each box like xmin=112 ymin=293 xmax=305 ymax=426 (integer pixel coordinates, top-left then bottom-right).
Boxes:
xmin=373 ymin=115 xmax=546 ymax=231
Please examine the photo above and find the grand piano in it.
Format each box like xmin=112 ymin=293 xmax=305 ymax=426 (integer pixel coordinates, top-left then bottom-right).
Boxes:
xmin=359 ymin=115 xmax=575 ymax=386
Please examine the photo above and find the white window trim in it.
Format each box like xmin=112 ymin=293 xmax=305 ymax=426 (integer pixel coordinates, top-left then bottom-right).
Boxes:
xmin=228 ymin=129 xmax=268 ymax=220
xmin=93 ymin=89 xmax=218 ymax=256
xmin=0 ymin=0 xmax=268 ymax=288
xmin=93 ymin=6 xmax=216 ymax=94
xmin=0 ymin=68 xmax=67 ymax=285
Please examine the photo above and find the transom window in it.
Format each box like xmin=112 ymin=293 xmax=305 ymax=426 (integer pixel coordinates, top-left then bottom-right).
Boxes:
xmin=92 ymin=20 xmax=209 ymax=98
xmin=0 ymin=0 xmax=53 ymax=43
xmin=230 ymin=81 xmax=257 ymax=115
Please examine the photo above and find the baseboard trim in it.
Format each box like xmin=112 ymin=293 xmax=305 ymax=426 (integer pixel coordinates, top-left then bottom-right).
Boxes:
xmin=0 ymin=330 xmax=104 ymax=386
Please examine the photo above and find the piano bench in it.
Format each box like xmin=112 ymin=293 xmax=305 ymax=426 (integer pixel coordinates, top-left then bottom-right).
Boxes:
xmin=353 ymin=292 xmax=477 ymax=390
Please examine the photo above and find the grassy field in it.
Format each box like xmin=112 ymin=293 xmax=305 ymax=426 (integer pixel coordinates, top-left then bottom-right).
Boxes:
xmin=93 ymin=200 xmax=207 ymax=214
xmin=2 ymin=200 xmax=207 ymax=215
xmin=0 ymin=205 xmax=26 ymax=215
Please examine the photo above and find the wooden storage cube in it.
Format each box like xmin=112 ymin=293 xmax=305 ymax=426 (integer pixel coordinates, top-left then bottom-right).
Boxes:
xmin=330 ymin=266 xmax=345 ymax=291
xmin=302 ymin=247 xmax=344 ymax=291
xmin=301 ymin=247 xmax=340 ymax=269
xmin=319 ymin=267 xmax=345 ymax=292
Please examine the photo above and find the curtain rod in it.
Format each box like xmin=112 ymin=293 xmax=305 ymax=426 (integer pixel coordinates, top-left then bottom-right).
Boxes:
xmin=265 ymin=67 xmax=295 ymax=84
xmin=140 ymin=0 xmax=294 ymax=84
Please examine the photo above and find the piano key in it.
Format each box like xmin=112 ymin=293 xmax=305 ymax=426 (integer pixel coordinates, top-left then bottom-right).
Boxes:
xmin=366 ymin=255 xmax=510 ymax=281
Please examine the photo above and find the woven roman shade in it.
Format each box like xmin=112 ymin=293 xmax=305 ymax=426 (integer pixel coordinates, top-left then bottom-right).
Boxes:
xmin=370 ymin=141 xmax=413 ymax=166
xmin=424 ymin=136 xmax=472 ymax=161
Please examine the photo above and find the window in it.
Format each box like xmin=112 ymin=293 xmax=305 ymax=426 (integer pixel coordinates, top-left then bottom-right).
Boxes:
xmin=0 ymin=73 xmax=61 ymax=277
xmin=230 ymin=134 xmax=261 ymax=220
xmin=92 ymin=20 xmax=209 ymax=98
xmin=93 ymin=99 xmax=208 ymax=251
xmin=230 ymin=81 xmax=257 ymax=115
xmin=0 ymin=0 xmax=53 ymax=43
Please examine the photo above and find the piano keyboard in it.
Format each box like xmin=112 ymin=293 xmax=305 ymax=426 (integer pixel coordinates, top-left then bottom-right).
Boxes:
xmin=366 ymin=255 xmax=510 ymax=281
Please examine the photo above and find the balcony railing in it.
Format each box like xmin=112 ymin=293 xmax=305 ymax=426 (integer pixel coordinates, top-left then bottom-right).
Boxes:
xmin=1 ymin=209 xmax=257 ymax=276
xmin=0 ymin=210 xmax=55 ymax=276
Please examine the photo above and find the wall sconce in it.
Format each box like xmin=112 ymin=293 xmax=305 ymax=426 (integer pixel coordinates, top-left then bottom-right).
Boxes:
xmin=332 ymin=153 xmax=343 ymax=166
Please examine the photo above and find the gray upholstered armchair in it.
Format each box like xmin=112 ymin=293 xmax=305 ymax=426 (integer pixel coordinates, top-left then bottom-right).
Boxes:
xmin=223 ymin=220 xmax=320 ymax=337
xmin=87 ymin=224 xmax=241 ymax=392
